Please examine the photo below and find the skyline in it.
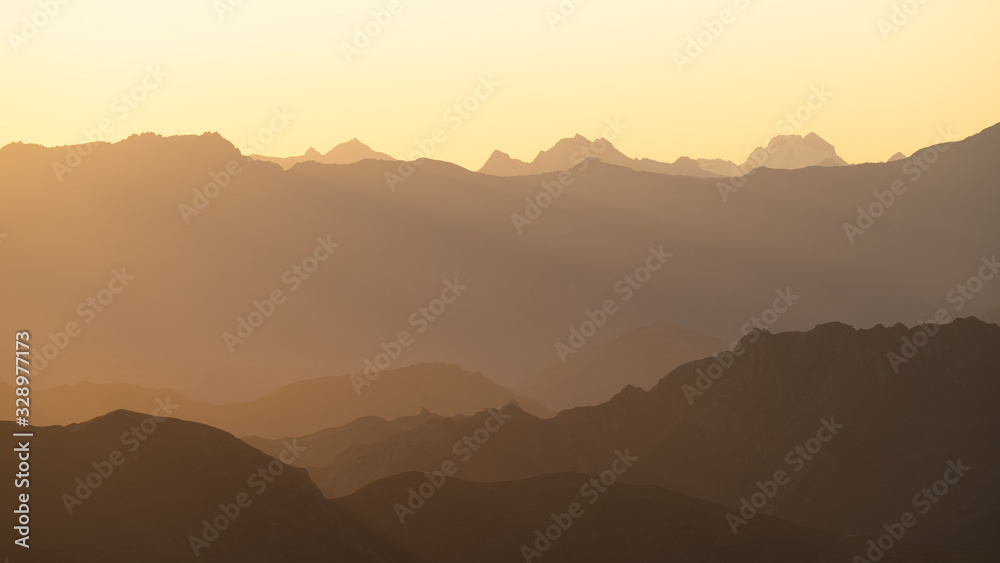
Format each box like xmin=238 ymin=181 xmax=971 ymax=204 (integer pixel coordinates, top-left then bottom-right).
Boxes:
xmin=2 ymin=0 xmax=999 ymax=169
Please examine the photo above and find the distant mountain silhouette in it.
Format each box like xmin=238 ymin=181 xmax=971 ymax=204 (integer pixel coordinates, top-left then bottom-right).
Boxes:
xmin=741 ymin=132 xmax=849 ymax=171
xmin=300 ymin=319 xmax=1000 ymax=552
xmin=478 ymin=133 xmax=853 ymax=178
xmin=252 ymin=138 xmax=395 ymax=169
xmin=2 ymin=364 xmax=550 ymax=438
xmin=514 ymin=321 xmax=726 ymax=411
xmin=478 ymin=134 xmax=722 ymax=177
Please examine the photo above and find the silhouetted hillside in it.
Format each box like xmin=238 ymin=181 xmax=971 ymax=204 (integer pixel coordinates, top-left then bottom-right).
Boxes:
xmin=515 ymin=321 xmax=726 ymax=411
xmin=303 ymin=319 xmax=1000 ymax=552
xmin=332 ymin=472 xmax=948 ymax=563
xmin=0 ymin=411 xmax=382 ymax=562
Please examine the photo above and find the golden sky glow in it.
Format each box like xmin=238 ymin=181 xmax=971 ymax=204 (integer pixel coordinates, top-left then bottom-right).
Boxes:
xmin=2 ymin=0 xmax=999 ymax=168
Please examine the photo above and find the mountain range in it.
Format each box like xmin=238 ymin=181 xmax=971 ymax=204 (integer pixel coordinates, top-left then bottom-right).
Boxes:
xmin=257 ymin=319 xmax=1000 ymax=554
xmin=3 ymin=319 xmax=996 ymax=561
xmin=251 ymin=138 xmax=395 ymax=169
xmin=0 ymin=364 xmax=550 ymax=438
xmin=253 ymin=131 xmax=853 ymax=178
xmin=477 ymin=134 xmax=727 ymax=177
xmin=477 ymin=132 xmax=850 ymax=177
xmin=1 ymin=409 xmax=944 ymax=562
xmin=2 ymin=124 xmax=998 ymax=400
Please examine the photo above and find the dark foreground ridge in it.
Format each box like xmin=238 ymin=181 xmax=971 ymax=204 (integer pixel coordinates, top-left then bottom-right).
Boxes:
xmin=3 ymin=319 xmax=999 ymax=561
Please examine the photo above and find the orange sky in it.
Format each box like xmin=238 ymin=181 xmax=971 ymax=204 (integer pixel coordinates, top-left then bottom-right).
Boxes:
xmin=2 ymin=0 xmax=998 ymax=168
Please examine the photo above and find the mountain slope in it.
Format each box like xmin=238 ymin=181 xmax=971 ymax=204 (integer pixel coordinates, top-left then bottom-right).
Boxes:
xmin=0 ymin=411 xmax=383 ymax=562
xmin=0 ymin=410 xmax=948 ymax=562
xmin=306 ymin=402 xmax=604 ymax=497
xmin=243 ymin=408 xmax=442 ymax=467
xmin=978 ymin=306 xmax=1000 ymax=325
xmin=478 ymin=149 xmax=532 ymax=175
xmin=303 ymin=319 xmax=1000 ymax=552
xmin=332 ymin=472 xmax=948 ymax=563
xmin=514 ymin=321 xmax=727 ymax=411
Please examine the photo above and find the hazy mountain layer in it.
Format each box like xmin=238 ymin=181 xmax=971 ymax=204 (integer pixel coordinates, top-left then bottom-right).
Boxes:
xmin=295 ymin=319 xmax=1000 ymax=552
xmin=0 ymin=363 xmax=550 ymax=438
xmin=514 ymin=320 xmax=727 ymax=411
xmin=251 ymin=138 xmax=395 ymax=169
xmin=478 ymin=134 xmax=722 ymax=178
xmin=0 ymin=411 xmax=949 ymax=562
xmin=1 ymin=124 xmax=998 ymax=400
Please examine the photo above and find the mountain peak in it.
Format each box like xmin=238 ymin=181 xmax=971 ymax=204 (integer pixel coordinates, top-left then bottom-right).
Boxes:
xmin=478 ymin=149 xmax=530 ymax=175
xmin=330 ymin=137 xmax=368 ymax=152
xmin=479 ymin=136 xmax=728 ymax=178
xmin=252 ymin=138 xmax=394 ymax=169
xmin=742 ymin=132 xmax=848 ymax=171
